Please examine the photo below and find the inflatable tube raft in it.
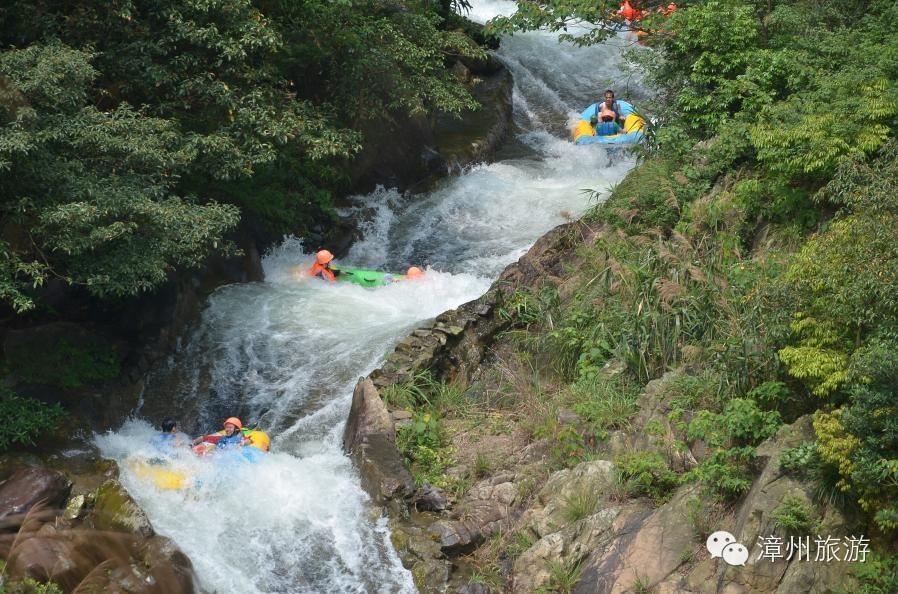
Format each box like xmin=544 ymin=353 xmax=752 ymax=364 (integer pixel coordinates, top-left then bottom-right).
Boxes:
xmin=130 ymin=429 xmax=271 ymax=490
xmin=333 ymin=267 xmax=405 ymax=288
xmin=193 ymin=429 xmax=271 ymax=455
xmin=130 ymin=458 xmax=191 ymax=490
xmin=571 ymin=100 xmax=645 ymax=146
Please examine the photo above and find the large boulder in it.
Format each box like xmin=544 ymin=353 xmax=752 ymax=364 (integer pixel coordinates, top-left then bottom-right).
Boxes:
xmin=0 ymin=466 xmax=71 ymax=523
xmin=5 ymin=525 xmax=196 ymax=593
xmin=573 ymin=486 xmax=700 ymax=594
xmin=342 ymin=378 xmax=414 ymax=503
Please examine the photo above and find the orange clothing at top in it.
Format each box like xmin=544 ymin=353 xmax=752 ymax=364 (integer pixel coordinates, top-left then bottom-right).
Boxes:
xmin=309 ymin=250 xmax=336 ymax=282
xmin=619 ymin=0 xmax=637 ymax=21
xmin=406 ymin=266 xmax=424 ymax=280
xmin=620 ymin=1 xmax=677 ymax=21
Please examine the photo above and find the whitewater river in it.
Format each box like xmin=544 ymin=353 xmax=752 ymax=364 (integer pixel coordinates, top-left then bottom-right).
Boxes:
xmin=96 ymin=2 xmax=644 ymax=592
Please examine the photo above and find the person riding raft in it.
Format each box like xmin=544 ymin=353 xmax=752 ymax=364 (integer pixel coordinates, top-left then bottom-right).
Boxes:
xmin=309 ymin=250 xmax=338 ymax=282
xmin=192 ymin=417 xmax=251 ymax=452
xmin=590 ymin=90 xmax=626 ymax=136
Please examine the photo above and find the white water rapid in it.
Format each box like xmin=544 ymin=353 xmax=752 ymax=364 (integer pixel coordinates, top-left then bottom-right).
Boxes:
xmin=96 ymin=1 xmax=645 ymax=592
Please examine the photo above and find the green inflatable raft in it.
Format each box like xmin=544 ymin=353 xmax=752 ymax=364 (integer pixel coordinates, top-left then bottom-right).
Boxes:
xmin=332 ymin=267 xmax=405 ymax=288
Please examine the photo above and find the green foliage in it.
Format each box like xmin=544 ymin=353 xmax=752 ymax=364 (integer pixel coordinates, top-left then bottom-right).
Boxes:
xmin=396 ymin=411 xmax=454 ymax=488
xmin=779 ymin=441 xmax=819 ymax=475
xmin=0 ymin=0 xmax=487 ymax=312
xmin=497 ymin=287 xmax=558 ymax=328
xmin=585 ymin=158 xmax=683 ymax=234
xmin=771 ymin=494 xmax=817 ymax=534
xmin=848 ymin=552 xmax=898 ymax=594
xmin=687 ymin=398 xmax=781 ymax=449
xmin=473 ymin=452 xmax=493 ymax=479
xmin=536 ymin=420 xmax=592 ymax=469
xmin=615 ymin=451 xmax=678 ymax=503
xmin=504 ymin=530 xmax=535 ymax=560
xmin=817 ymin=339 xmax=898 ymax=531
xmin=0 ymin=43 xmax=242 ymax=305
xmin=0 ymin=387 xmax=65 ymax=452
xmin=0 ymin=579 xmax=64 ymax=594
xmin=381 ymin=369 xmax=466 ymax=415
xmin=785 ymin=143 xmax=898 ymax=343
xmin=487 ymin=1 xmax=625 ymax=47
xmin=568 ymin=375 xmax=639 ymax=440
xmin=686 ymin=446 xmax=756 ymax=501
xmin=685 ymin=398 xmax=780 ymax=500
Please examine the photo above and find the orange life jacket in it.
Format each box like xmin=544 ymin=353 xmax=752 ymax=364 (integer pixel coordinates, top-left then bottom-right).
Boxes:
xmin=620 ymin=0 xmax=637 ymax=21
xmin=309 ymin=261 xmax=335 ymax=282
xmin=599 ymin=103 xmax=618 ymax=122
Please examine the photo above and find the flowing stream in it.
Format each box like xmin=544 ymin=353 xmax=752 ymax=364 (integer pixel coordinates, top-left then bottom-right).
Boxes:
xmin=96 ymin=2 xmax=645 ymax=592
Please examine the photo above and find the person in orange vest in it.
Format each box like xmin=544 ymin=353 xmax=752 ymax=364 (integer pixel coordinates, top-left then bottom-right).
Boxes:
xmin=406 ymin=266 xmax=424 ymax=280
xmin=191 ymin=417 xmax=250 ymax=451
xmin=308 ymin=250 xmax=337 ymax=282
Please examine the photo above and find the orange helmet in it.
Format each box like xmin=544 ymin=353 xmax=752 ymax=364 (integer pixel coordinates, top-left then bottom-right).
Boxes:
xmin=316 ymin=250 xmax=334 ymax=265
xmin=406 ymin=266 xmax=423 ymax=279
xmin=223 ymin=417 xmax=243 ymax=430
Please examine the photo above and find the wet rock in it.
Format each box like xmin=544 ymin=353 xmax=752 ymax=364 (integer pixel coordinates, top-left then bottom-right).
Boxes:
xmin=0 ymin=466 xmax=71 ymax=521
xmin=63 ymin=493 xmax=86 ymax=521
xmin=6 ymin=525 xmax=196 ymax=594
xmin=343 ymin=379 xmax=414 ymax=503
xmin=91 ymin=480 xmax=154 ymax=538
xmin=459 ymin=584 xmax=491 ymax=594
xmin=344 ymin=378 xmax=395 ymax=453
xmin=389 ymin=519 xmax=451 ymax=594
xmin=128 ymin=534 xmax=198 ymax=594
xmin=5 ymin=525 xmax=104 ymax=590
xmin=414 ymin=485 xmax=450 ymax=512
xmin=434 ymin=66 xmax=513 ymax=173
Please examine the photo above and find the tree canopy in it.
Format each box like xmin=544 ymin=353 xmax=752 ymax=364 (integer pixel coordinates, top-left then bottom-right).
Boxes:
xmin=0 ymin=0 xmax=484 ymax=312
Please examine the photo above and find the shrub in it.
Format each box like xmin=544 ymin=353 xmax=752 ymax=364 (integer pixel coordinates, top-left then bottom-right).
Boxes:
xmin=0 ymin=388 xmax=65 ymax=452
xmin=849 ymin=553 xmax=898 ymax=594
xmin=615 ymin=451 xmax=679 ymax=503
xmin=396 ymin=411 xmax=454 ymax=488
xmin=685 ymin=447 xmax=756 ymax=501
xmin=771 ymin=494 xmax=817 ymax=535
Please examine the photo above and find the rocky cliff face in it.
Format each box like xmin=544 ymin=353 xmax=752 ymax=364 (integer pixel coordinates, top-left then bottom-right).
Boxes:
xmin=343 ymin=220 xmax=860 ymax=593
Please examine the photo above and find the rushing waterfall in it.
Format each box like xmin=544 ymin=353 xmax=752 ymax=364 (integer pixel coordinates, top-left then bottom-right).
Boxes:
xmin=97 ymin=1 xmax=645 ymax=591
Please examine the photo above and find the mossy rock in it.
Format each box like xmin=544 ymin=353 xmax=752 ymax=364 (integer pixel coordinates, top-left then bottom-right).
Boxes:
xmin=92 ymin=479 xmax=154 ymax=538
